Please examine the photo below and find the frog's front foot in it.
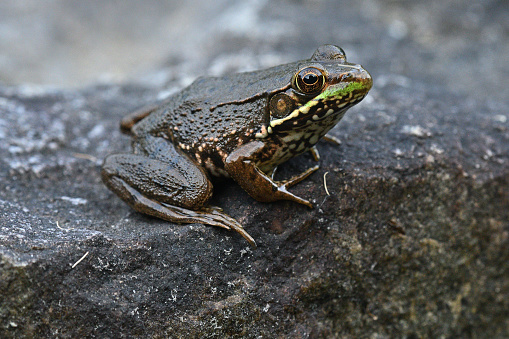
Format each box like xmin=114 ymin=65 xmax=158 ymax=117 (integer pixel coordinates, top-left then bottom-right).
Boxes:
xmin=225 ymin=141 xmax=318 ymax=208
xmin=102 ymin=153 xmax=256 ymax=247
xmin=282 ymin=165 xmax=319 ymax=189
xmin=269 ymin=164 xmax=319 ymax=208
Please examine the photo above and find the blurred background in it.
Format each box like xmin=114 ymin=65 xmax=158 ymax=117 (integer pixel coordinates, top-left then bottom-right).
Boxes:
xmin=0 ymin=0 xmax=507 ymax=101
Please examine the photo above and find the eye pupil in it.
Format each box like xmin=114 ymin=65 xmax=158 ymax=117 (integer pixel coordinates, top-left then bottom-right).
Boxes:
xmin=303 ymin=73 xmax=318 ymax=85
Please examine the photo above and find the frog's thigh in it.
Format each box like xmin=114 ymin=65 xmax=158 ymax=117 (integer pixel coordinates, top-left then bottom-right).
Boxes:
xmin=102 ymin=153 xmax=212 ymax=210
xmin=102 ymin=152 xmax=257 ymax=246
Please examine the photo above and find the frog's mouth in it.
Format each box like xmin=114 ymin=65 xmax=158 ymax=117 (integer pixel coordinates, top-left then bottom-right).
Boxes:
xmin=266 ymin=77 xmax=372 ymax=135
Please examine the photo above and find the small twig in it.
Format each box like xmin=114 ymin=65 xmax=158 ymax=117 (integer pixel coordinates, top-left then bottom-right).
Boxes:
xmin=318 ymin=171 xmax=331 ymax=210
xmin=73 ymin=152 xmax=98 ymax=162
xmin=71 ymin=251 xmax=89 ymax=269
xmin=323 ymin=171 xmax=330 ymax=196
xmin=56 ymin=220 xmax=75 ymax=231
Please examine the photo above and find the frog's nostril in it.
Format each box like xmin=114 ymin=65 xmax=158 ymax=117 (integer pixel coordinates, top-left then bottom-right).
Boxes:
xmin=341 ymin=73 xmax=353 ymax=81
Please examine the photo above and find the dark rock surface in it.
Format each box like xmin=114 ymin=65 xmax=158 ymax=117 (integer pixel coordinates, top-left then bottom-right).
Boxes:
xmin=1 ymin=0 xmax=508 ymax=337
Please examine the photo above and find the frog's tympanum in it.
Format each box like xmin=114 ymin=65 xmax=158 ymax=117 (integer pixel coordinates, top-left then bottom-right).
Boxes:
xmin=102 ymin=45 xmax=372 ymax=247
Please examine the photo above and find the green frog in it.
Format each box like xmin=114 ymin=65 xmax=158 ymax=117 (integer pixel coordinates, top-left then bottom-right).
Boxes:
xmin=102 ymin=45 xmax=372 ymax=247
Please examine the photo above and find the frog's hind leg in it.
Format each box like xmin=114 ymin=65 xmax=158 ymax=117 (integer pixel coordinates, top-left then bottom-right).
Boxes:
xmin=104 ymin=175 xmax=256 ymax=247
xmin=102 ymin=138 xmax=256 ymax=247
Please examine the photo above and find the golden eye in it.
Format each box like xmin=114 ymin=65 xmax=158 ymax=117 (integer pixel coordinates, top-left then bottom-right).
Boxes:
xmin=294 ymin=67 xmax=326 ymax=94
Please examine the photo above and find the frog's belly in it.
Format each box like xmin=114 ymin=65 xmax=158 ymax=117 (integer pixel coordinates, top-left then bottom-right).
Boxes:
xmin=203 ymin=157 xmax=230 ymax=178
xmin=186 ymin=149 xmax=229 ymax=178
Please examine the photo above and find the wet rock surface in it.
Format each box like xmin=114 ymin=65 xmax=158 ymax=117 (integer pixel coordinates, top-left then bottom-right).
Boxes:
xmin=1 ymin=0 xmax=508 ymax=337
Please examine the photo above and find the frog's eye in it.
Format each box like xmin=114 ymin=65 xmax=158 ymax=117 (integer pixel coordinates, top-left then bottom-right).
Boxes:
xmin=294 ymin=67 xmax=326 ymax=94
xmin=269 ymin=93 xmax=294 ymax=118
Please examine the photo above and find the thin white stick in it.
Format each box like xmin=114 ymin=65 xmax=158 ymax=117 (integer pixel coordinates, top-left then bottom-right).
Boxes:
xmin=323 ymin=171 xmax=330 ymax=196
xmin=71 ymin=251 xmax=89 ymax=269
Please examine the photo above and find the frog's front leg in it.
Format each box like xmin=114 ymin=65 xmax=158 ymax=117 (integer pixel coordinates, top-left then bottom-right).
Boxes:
xmin=102 ymin=137 xmax=255 ymax=247
xmin=309 ymin=135 xmax=342 ymax=161
xmin=225 ymin=140 xmax=317 ymax=208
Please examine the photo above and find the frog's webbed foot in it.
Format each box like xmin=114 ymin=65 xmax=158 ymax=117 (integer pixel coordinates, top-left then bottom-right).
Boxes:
xmin=164 ymin=205 xmax=256 ymax=248
xmin=107 ymin=176 xmax=256 ymax=247
xmin=200 ymin=206 xmax=256 ymax=247
xmin=270 ymin=164 xmax=319 ymax=208
xmin=102 ymin=143 xmax=256 ymax=247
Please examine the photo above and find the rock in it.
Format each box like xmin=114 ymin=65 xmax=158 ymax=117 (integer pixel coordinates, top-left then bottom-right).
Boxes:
xmin=1 ymin=75 xmax=508 ymax=337
xmin=1 ymin=0 xmax=508 ymax=337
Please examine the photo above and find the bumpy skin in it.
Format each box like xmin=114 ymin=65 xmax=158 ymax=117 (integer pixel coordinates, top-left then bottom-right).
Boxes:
xmin=102 ymin=45 xmax=373 ymax=247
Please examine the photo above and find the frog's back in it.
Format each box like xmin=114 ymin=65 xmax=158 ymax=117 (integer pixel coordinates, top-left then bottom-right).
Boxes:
xmin=133 ymin=63 xmax=296 ymax=161
xmin=182 ymin=63 xmax=296 ymax=106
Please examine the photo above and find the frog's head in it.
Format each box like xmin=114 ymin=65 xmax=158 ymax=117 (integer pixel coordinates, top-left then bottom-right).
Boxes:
xmin=259 ymin=45 xmax=372 ymax=141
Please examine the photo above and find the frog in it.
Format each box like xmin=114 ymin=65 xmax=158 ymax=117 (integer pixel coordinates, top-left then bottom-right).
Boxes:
xmin=101 ymin=44 xmax=372 ymax=248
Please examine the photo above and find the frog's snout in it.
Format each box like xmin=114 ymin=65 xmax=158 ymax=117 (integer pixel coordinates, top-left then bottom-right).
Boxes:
xmin=360 ymin=67 xmax=373 ymax=91
xmin=337 ymin=64 xmax=372 ymax=91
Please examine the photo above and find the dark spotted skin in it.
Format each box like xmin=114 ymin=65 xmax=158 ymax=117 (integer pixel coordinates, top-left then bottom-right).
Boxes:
xmin=133 ymin=90 xmax=268 ymax=177
xmin=102 ymin=45 xmax=372 ymax=247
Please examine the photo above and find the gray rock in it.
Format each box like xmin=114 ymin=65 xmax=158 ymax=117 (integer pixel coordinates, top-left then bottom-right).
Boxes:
xmin=1 ymin=76 xmax=508 ymax=338
xmin=1 ymin=0 xmax=508 ymax=337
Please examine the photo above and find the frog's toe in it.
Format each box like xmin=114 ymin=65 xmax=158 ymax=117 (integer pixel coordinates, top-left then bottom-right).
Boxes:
xmin=277 ymin=187 xmax=313 ymax=209
xmin=322 ymin=134 xmax=342 ymax=145
xmin=283 ymin=165 xmax=319 ymax=188
xmin=201 ymin=208 xmax=257 ymax=248
xmin=206 ymin=205 xmax=224 ymax=212
xmin=157 ymin=203 xmax=256 ymax=248
xmin=104 ymin=176 xmax=256 ymax=247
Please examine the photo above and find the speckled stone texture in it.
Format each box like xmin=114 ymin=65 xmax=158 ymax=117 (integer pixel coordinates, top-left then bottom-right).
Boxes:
xmin=1 ymin=0 xmax=508 ymax=337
